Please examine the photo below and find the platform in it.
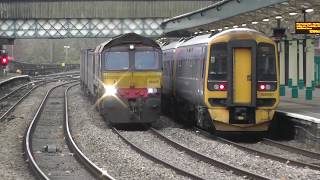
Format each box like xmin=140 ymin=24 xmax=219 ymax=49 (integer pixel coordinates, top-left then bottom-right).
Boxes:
xmin=0 ymin=73 xmax=30 ymax=92
xmin=277 ymin=87 xmax=320 ymax=148
xmin=0 ymin=73 xmax=23 ymax=83
xmin=278 ymin=87 xmax=320 ymax=120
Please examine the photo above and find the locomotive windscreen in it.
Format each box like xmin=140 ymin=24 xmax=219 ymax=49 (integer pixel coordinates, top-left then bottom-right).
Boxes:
xmin=105 ymin=51 xmax=129 ymax=70
xmin=135 ymin=51 xmax=160 ymax=70
xmin=257 ymin=43 xmax=276 ymax=81
xmin=208 ymin=43 xmax=228 ymax=80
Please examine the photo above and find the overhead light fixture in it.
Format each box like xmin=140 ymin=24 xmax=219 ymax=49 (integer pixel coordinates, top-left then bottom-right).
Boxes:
xmin=252 ymin=21 xmax=258 ymax=24
xmin=233 ymin=25 xmax=239 ymax=28
xmin=305 ymin=8 xmax=314 ymax=13
xmin=224 ymin=26 xmax=229 ymax=29
xmin=194 ymin=32 xmax=198 ymax=35
xmin=210 ymin=29 xmax=215 ymax=32
xmin=218 ymin=28 xmax=223 ymax=31
xmin=241 ymin=23 xmax=247 ymax=27
xmin=289 ymin=12 xmax=297 ymax=16
xmin=262 ymin=18 xmax=269 ymax=22
xmin=275 ymin=16 xmax=282 ymax=19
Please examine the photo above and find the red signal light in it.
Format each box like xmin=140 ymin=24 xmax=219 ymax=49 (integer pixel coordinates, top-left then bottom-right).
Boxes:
xmin=0 ymin=56 xmax=8 ymax=66
xmin=219 ymin=84 xmax=225 ymax=90
xmin=213 ymin=83 xmax=227 ymax=91
xmin=259 ymin=84 xmax=266 ymax=91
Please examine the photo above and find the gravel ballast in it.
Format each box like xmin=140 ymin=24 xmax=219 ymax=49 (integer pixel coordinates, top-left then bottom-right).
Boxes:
xmin=121 ymin=130 xmax=244 ymax=180
xmin=155 ymin=117 xmax=320 ymax=180
xmin=243 ymin=141 xmax=320 ymax=165
xmin=68 ymin=87 xmax=188 ymax=180
xmin=0 ymin=82 xmax=61 ymax=180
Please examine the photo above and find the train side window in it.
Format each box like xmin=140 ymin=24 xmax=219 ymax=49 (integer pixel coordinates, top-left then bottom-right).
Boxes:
xmin=208 ymin=43 xmax=227 ymax=80
xmin=257 ymin=43 xmax=276 ymax=81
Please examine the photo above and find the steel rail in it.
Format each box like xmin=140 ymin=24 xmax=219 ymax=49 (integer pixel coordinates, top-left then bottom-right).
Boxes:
xmin=150 ymin=128 xmax=271 ymax=180
xmin=262 ymin=138 xmax=320 ymax=160
xmin=112 ymin=127 xmax=205 ymax=180
xmin=1 ymin=74 xmax=79 ymax=122
xmin=217 ymin=137 xmax=320 ymax=170
xmin=32 ymin=71 xmax=79 ymax=79
xmin=0 ymin=81 xmax=47 ymax=122
xmin=0 ymin=80 xmax=43 ymax=102
xmin=1 ymin=72 xmax=79 ymax=103
xmin=64 ymin=84 xmax=115 ymax=180
xmin=24 ymin=81 xmax=78 ymax=180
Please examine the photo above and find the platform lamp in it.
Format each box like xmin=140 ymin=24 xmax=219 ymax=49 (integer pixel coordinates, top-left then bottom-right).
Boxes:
xmin=63 ymin=45 xmax=70 ymax=72
xmin=63 ymin=45 xmax=70 ymax=62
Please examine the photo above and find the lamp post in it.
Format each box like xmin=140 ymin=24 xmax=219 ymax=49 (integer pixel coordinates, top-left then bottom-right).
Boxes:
xmin=63 ymin=45 xmax=70 ymax=63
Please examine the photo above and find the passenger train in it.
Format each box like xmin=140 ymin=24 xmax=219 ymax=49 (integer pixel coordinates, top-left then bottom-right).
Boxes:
xmin=161 ymin=28 xmax=279 ymax=132
xmin=80 ymin=33 xmax=162 ymax=125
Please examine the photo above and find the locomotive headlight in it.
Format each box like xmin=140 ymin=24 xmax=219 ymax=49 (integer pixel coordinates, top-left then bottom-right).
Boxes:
xmin=104 ymin=85 xmax=117 ymax=96
xmin=147 ymin=88 xmax=157 ymax=94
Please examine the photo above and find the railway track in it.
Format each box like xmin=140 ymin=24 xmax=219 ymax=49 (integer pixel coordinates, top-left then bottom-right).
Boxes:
xmin=113 ymin=127 xmax=270 ymax=180
xmin=193 ymin=126 xmax=320 ymax=170
xmin=24 ymin=82 xmax=114 ymax=180
xmin=261 ymin=138 xmax=320 ymax=160
xmin=0 ymin=74 xmax=78 ymax=122
xmin=216 ymin=136 xmax=320 ymax=171
xmin=32 ymin=71 xmax=80 ymax=81
xmin=0 ymin=80 xmax=45 ymax=122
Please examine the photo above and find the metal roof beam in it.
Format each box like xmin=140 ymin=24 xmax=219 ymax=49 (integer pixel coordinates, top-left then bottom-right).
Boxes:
xmin=161 ymin=0 xmax=288 ymax=33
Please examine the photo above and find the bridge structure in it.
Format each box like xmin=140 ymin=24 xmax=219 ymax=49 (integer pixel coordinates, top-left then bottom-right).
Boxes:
xmin=0 ymin=0 xmax=216 ymax=39
xmin=0 ymin=0 xmax=313 ymax=39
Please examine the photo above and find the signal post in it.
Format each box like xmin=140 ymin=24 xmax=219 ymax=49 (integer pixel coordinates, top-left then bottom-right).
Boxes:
xmin=0 ymin=38 xmax=14 ymax=77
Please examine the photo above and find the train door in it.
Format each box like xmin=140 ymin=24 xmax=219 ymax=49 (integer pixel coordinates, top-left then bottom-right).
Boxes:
xmin=233 ymin=48 xmax=252 ymax=104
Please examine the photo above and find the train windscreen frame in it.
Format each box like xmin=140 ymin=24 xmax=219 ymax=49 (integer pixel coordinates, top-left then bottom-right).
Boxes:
xmin=257 ymin=43 xmax=276 ymax=81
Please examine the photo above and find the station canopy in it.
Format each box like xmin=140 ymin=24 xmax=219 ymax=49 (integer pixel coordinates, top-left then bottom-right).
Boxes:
xmin=161 ymin=0 xmax=320 ymax=37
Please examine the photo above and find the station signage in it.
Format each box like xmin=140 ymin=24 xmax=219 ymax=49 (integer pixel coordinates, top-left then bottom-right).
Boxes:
xmin=295 ymin=22 xmax=320 ymax=34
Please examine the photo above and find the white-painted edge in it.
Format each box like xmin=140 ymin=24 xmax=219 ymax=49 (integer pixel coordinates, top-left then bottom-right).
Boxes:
xmin=0 ymin=75 xmax=29 ymax=85
xmin=277 ymin=110 xmax=320 ymax=124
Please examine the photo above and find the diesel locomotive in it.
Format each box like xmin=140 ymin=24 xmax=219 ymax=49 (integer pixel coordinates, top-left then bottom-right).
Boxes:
xmin=80 ymin=33 xmax=162 ymax=125
xmin=161 ymin=28 xmax=279 ymax=132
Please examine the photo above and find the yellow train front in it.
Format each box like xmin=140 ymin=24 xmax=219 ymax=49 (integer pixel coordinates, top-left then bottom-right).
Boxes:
xmin=162 ymin=28 xmax=279 ymax=132
xmin=81 ymin=33 xmax=162 ymax=125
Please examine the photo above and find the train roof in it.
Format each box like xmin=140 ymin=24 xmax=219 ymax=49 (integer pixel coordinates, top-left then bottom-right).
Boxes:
xmin=96 ymin=33 xmax=160 ymax=53
xmin=162 ymin=28 xmax=267 ymax=50
xmin=161 ymin=41 xmax=184 ymax=51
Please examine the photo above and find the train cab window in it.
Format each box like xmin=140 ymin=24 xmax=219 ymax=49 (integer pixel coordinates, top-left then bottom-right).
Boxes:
xmin=135 ymin=51 xmax=159 ymax=70
xmin=208 ymin=43 xmax=228 ymax=80
xmin=105 ymin=51 xmax=129 ymax=70
xmin=257 ymin=43 xmax=276 ymax=81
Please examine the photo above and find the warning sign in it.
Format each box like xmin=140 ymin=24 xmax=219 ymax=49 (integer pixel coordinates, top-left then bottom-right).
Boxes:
xmin=295 ymin=22 xmax=320 ymax=34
